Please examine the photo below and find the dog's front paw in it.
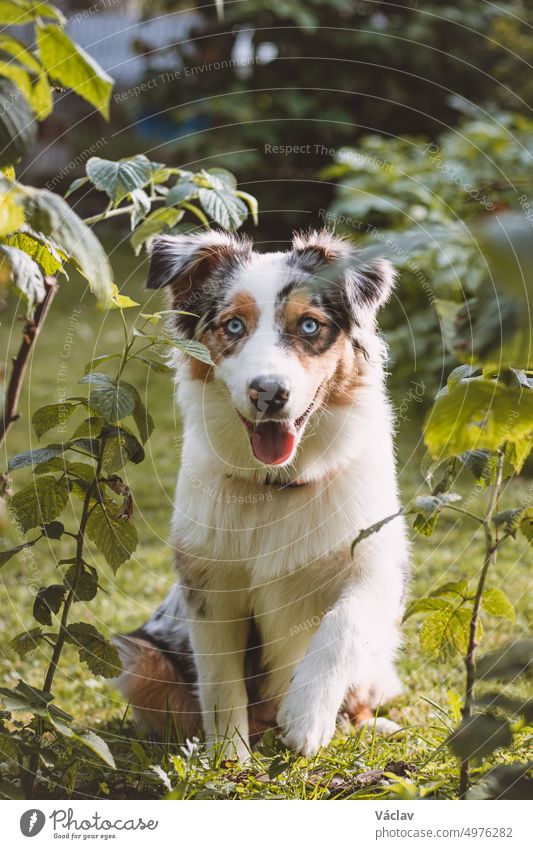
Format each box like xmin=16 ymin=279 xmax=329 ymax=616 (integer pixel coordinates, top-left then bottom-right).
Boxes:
xmin=277 ymin=686 xmax=337 ymax=757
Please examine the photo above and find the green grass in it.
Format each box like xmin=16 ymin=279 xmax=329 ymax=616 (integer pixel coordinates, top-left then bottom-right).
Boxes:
xmin=1 ymin=255 xmax=531 ymax=799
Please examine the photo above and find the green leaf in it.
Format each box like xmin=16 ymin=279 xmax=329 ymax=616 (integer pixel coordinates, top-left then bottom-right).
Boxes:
xmin=477 ymin=640 xmax=533 ymax=681
xmin=32 ymin=403 xmax=77 ymax=439
xmin=36 ymin=25 xmax=113 ymax=118
xmin=11 ymin=627 xmax=44 ymax=657
xmin=167 ymin=337 xmax=214 ymax=366
xmin=2 ymin=228 xmax=65 ymax=276
xmin=130 ymin=207 xmax=183 ymax=255
xmin=64 ymin=622 xmax=122 ymax=678
xmin=10 ymin=476 xmax=68 ymax=532
xmin=78 ymin=371 xmax=114 ymax=386
xmin=0 ymin=79 xmax=36 ymax=167
xmin=64 ymin=564 xmax=98 ymax=602
xmin=0 ymin=1 xmax=65 ymax=25
xmin=198 ymin=187 xmax=248 ymax=230
xmin=75 ymin=729 xmax=115 ymax=768
xmin=402 ymin=597 xmax=452 ymax=622
xmin=0 ymin=244 xmax=45 ymax=310
xmin=25 ymin=189 xmax=113 ymax=304
xmin=86 ymin=155 xmax=152 ymax=204
xmin=520 ymin=512 xmax=533 ymax=546
xmin=0 ymin=542 xmax=32 ymax=567
xmin=64 ymin=175 xmax=89 ymax=198
xmin=132 ymin=396 xmax=154 ymax=444
xmin=0 ymin=680 xmax=52 ymax=716
xmin=87 ymin=380 xmax=137 ymax=423
xmin=165 ymin=179 xmax=198 ymax=206
xmin=7 ymin=442 xmax=64 ymax=471
xmin=468 ymin=764 xmax=533 ymax=801
xmin=33 ymin=584 xmax=66 ymax=626
xmin=83 ymin=353 xmax=121 ymax=375
xmin=481 ymin=588 xmax=515 ymax=620
xmin=448 ymin=714 xmax=513 ymax=761
xmin=424 ymin=377 xmax=533 ymax=460
xmin=41 ymin=520 xmax=64 ymax=538
xmin=429 ymin=580 xmax=469 ymax=599
xmin=85 ymin=505 xmax=138 ymax=571
xmin=70 ymin=416 xmax=104 ymax=440
xmin=419 ymin=607 xmax=474 ymax=662
xmin=0 ymin=188 xmax=25 ymax=236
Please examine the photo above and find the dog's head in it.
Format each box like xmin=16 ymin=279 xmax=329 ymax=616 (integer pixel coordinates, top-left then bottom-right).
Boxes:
xmin=147 ymin=229 xmax=394 ymax=469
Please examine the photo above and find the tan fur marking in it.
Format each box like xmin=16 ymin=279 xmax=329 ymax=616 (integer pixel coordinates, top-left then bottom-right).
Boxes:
xmin=342 ymin=689 xmax=376 ymax=725
xmin=123 ymin=637 xmax=202 ymax=736
xmin=188 ymin=291 xmax=260 ymax=382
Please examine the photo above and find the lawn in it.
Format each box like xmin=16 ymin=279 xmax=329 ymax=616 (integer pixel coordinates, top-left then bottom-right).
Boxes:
xmin=1 ymin=248 xmax=531 ymax=799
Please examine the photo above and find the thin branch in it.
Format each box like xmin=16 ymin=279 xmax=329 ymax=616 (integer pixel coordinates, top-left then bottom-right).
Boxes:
xmin=0 ymin=278 xmax=59 ymax=445
xmin=459 ymin=448 xmax=506 ymax=798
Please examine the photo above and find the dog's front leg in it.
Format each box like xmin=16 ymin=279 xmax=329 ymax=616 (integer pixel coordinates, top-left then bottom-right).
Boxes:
xmin=277 ymin=571 xmax=401 ymax=757
xmin=188 ymin=615 xmax=250 ymax=760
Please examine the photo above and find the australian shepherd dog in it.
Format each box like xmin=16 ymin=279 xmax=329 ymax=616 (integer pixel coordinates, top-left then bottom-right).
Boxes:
xmin=115 ymin=229 xmax=409 ymax=759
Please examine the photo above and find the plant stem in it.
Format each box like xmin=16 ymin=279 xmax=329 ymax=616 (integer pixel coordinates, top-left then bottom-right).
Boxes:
xmin=459 ymin=448 xmax=506 ymax=798
xmin=0 ymin=278 xmax=59 ymax=445
xmin=25 ymin=448 xmax=104 ymax=797
xmin=83 ymin=195 xmax=164 ymax=226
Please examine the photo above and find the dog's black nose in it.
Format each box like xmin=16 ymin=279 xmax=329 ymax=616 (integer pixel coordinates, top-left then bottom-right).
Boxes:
xmin=249 ymin=376 xmax=290 ymax=414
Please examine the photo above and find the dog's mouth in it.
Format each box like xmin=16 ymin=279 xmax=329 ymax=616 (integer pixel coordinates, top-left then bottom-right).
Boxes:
xmin=237 ymin=400 xmax=316 ymax=466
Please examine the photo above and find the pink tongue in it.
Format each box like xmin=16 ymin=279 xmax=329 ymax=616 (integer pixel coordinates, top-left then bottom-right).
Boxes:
xmin=251 ymin=420 xmax=296 ymax=465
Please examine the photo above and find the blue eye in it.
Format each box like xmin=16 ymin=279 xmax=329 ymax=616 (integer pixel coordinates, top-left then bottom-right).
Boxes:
xmin=300 ymin=317 xmax=320 ymax=336
xmin=225 ymin=317 xmax=245 ymax=336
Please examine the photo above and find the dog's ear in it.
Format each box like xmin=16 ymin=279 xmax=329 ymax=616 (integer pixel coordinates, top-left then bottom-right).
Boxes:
xmin=290 ymin=229 xmax=395 ymax=323
xmin=146 ymin=230 xmax=252 ymax=306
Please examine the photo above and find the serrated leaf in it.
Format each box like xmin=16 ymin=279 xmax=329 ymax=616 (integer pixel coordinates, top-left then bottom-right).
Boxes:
xmin=0 ymin=79 xmax=36 ymax=167
xmin=64 ymin=564 xmax=98 ymax=602
xmin=36 ymin=25 xmax=113 ymax=118
xmin=165 ymin=336 xmax=214 ymax=366
xmin=0 ymin=244 xmax=45 ymax=310
xmin=165 ymin=179 xmax=198 ymax=206
xmin=33 ymin=584 xmax=66 ymax=626
xmin=402 ymin=597 xmax=452 ymax=622
xmin=198 ymin=187 xmax=248 ymax=230
xmin=448 ymin=714 xmax=513 ymax=761
xmin=32 ymin=403 xmax=77 ymax=439
xmin=25 ymin=189 xmax=113 ymax=304
xmin=11 ymin=627 xmax=44 ymax=657
xmin=86 ymin=155 xmax=152 ymax=204
xmin=10 ymin=476 xmax=68 ymax=532
xmin=419 ymin=607 xmax=474 ymax=662
xmin=65 ymin=622 xmax=122 ymax=678
xmin=85 ymin=505 xmax=137 ymax=571
xmin=7 ymin=443 xmax=64 ymax=471
xmin=87 ymin=380 xmax=137 ymax=423
xmin=481 ymin=588 xmax=515 ymax=620
xmin=70 ymin=416 xmax=104 ymax=440
xmin=2 ymin=228 xmax=65 ymax=276
xmin=75 ymin=729 xmax=115 ymax=768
